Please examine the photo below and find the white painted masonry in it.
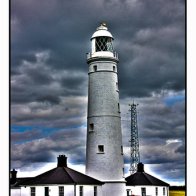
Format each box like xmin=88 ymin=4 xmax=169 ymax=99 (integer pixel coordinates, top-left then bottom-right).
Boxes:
xmin=11 ymin=185 xmax=102 ymax=196
xmin=126 ymin=185 xmax=169 ymax=196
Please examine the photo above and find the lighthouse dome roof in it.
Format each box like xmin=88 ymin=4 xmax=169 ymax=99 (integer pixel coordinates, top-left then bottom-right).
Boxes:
xmin=91 ymin=22 xmax=113 ymax=39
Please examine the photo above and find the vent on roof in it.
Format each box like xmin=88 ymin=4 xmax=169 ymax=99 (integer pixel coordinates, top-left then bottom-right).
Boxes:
xmin=137 ymin=162 xmax=144 ymax=172
xmin=57 ymin=155 xmax=67 ymax=167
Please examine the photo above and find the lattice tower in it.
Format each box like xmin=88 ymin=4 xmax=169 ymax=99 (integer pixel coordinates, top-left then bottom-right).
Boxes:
xmin=129 ymin=103 xmax=140 ymax=174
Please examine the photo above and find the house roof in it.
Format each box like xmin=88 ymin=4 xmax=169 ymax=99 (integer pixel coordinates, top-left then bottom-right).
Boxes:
xmin=19 ymin=155 xmax=104 ymax=186
xmin=11 ymin=177 xmax=33 ymax=188
xmin=125 ymin=163 xmax=169 ymax=187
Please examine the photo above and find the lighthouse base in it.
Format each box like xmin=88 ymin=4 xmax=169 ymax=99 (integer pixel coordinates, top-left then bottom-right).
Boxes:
xmin=102 ymin=181 xmax=126 ymax=196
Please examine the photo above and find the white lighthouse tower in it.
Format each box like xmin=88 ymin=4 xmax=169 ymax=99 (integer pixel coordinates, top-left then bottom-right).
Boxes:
xmin=86 ymin=23 xmax=126 ymax=196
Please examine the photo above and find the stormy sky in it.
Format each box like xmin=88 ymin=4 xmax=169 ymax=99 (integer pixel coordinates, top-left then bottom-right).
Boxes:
xmin=11 ymin=0 xmax=185 ymax=185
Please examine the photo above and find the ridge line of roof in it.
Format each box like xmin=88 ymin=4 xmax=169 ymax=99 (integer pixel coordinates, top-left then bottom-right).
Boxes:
xmin=143 ymin=172 xmax=169 ymax=186
xmin=65 ymin=167 xmax=104 ymax=185
xmin=142 ymin=172 xmax=153 ymax=185
xmin=63 ymin=167 xmax=76 ymax=184
xmin=142 ymin=172 xmax=153 ymax=184
xmin=18 ymin=167 xmax=58 ymax=185
xmin=34 ymin=167 xmax=56 ymax=178
xmin=125 ymin=171 xmax=169 ymax=186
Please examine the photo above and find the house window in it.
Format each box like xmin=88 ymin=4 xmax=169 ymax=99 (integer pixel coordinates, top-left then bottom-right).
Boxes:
xmin=98 ymin=145 xmax=104 ymax=153
xmin=94 ymin=186 xmax=97 ymax=196
xmin=89 ymin=123 xmax=94 ymax=131
xmin=113 ymin=66 xmax=116 ymax=72
xmin=116 ymin=82 xmax=119 ymax=91
xmin=93 ymin=65 xmax=97 ymax=72
xmin=45 ymin=187 xmax=49 ymax=196
xmin=30 ymin=187 xmax=36 ymax=196
xmin=155 ymin=187 xmax=158 ymax=196
xmin=141 ymin=187 xmax=146 ymax=196
xmin=121 ymin=146 xmax=123 ymax=154
xmin=79 ymin=186 xmax=83 ymax=196
xmin=126 ymin=190 xmax=130 ymax=196
xmin=163 ymin=187 xmax=165 ymax=195
xmin=118 ymin=103 xmax=120 ymax=112
xmin=59 ymin=186 xmax=64 ymax=196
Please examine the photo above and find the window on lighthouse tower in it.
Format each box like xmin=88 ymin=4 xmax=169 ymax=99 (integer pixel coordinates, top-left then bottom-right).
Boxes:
xmin=89 ymin=123 xmax=94 ymax=131
xmin=98 ymin=145 xmax=104 ymax=153
xmin=93 ymin=65 xmax=97 ymax=72
xmin=95 ymin=37 xmax=113 ymax=52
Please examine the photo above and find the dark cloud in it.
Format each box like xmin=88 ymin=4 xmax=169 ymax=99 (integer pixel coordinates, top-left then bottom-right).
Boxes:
xmin=11 ymin=51 xmax=88 ymax=104
xmin=11 ymin=0 xmax=185 ymax=184
xmin=11 ymin=96 xmax=87 ymax=129
xmin=150 ymin=162 xmax=185 ymax=183
xmin=11 ymin=130 xmax=42 ymax=143
xmin=175 ymin=141 xmax=185 ymax=154
xmin=36 ymin=95 xmax=61 ymax=105
xmin=11 ymin=127 xmax=86 ymax=169
xmin=11 ymin=0 xmax=185 ymax=97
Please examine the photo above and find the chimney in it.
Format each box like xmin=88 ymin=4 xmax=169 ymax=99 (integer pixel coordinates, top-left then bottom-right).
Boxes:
xmin=137 ymin=162 xmax=144 ymax=172
xmin=57 ymin=155 xmax=67 ymax=167
xmin=10 ymin=169 xmax=17 ymax=184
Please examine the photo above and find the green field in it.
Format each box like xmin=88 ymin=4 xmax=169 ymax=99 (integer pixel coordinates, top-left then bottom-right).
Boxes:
xmin=169 ymin=190 xmax=185 ymax=196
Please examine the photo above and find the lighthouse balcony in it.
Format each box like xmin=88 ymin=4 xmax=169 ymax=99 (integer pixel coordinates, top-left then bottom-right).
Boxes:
xmin=87 ymin=51 xmax=119 ymax=62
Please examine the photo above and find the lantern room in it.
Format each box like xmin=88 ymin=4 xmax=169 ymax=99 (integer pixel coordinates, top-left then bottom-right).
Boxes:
xmin=87 ymin=22 xmax=118 ymax=60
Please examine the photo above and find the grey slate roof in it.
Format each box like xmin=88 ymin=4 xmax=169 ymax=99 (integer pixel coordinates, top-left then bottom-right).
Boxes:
xmin=11 ymin=155 xmax=104 ymax=186
xmin=125 ymin=163 xmax=169 ymax=186
xmin=125 ymin=172 xmax=169 ymax=186
xmin=11 ymin=177 xmax=33 ymax=188
xmin=19 ymin=166 xmax=104 ymax=186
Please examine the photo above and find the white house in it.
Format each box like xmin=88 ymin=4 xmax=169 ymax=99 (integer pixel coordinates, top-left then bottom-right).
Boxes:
xmin=11 ymin=155 xmax=104 ymax=196
xmin=125 ymin=163 xmax=169 ymax=196
xmin=11 ymin=161 xmax=170 ymax=196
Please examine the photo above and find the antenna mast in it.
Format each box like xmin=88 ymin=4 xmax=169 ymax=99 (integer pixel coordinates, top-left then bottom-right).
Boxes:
xmin=129 ymin=102 xmax=140 ymax=174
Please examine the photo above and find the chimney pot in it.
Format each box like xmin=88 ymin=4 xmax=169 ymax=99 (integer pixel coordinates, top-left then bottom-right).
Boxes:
xmin=137 ymin=162 xmax=144 ymax=172
xmin=57 ymin=155 xmax=67 ymax=167
xmin=10 ymin=169 xmax=17 ymax=184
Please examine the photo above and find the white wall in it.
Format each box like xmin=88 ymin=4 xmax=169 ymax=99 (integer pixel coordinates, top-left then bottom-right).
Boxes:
xmin=126 ymin=185 xmax=169 ymax=196
xmin=11 ymin=189 xmax=21 ymax=196
xmin=14 ymin=184 xmax=102 ymax=196
xmin=86 ymin=61 xmax=124 ymax=182
xmin=20 ymin=185 xmax=74 ymax=196
xmin=102 ymin=182 xmax=126 ymax=196
xmin=75 ymin=185 xmax=102 ymax=196
xmin=20 ymin=187 xmax=29 ymax=196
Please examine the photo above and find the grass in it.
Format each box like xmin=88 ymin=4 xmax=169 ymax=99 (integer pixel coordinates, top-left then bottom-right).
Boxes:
xmin=169 ymin=190 xmax=185 ymax=196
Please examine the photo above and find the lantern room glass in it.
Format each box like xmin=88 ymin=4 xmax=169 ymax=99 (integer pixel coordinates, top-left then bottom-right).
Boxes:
xmin=95 ymin=36 xmax=113 ymax=52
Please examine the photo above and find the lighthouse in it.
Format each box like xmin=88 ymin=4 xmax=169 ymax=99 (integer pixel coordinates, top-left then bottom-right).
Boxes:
xmin=86 ymin=23 xmax=126 ymax=195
